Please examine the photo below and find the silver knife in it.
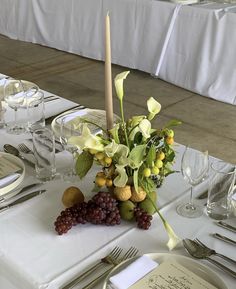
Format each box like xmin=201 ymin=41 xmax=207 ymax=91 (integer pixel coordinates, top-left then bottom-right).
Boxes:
xmin=213 ymin=233 xmax=236 ymax=246
xmin=217 ymin=221 xmax=236 ymax=233
xmin=0 ymin=189 xmax=46 ymax=212
xmin=0 ymin=183 xmax=42 ymax=203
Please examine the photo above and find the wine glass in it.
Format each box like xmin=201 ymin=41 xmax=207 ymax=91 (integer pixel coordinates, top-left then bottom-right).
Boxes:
xmin=176 ymin=146 xmax=209 ymax=218
xmin=59 ymin=115 xmax=79 ymax=181
xmin=4 ymin=79 xmax=26 ymax=134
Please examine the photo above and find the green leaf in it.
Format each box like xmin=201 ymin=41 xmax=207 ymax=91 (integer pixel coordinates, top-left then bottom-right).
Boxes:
xmin=164 ymin=119 xmax=182 ymax=128
xmin=133 ymin=131 xmax=143 ymax=145
xmin=139 ymin=177 xmax=156 ymax=194
xmin=146 ymin=145 xmax=156 ymax=167
xmin=75 ymin=151 xmax=93 ymax=179
xmin=165 ymin=150 xmax=175 ymax=162
xmin=129 ymin=144 xmax=147 ymax=169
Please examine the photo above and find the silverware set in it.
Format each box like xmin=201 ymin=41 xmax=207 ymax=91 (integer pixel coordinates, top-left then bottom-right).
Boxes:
xmin=62 ymin=247 xmax=139 ymax=289
xmin=0 ymin=182 xmax=41 ymax=203
xmin=183 ymin=238 xmax=236 ymax=278
xmin=0 ymin=189 xmax=46 ymax=213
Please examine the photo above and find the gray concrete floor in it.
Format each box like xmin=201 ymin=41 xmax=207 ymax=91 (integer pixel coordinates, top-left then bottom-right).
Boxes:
xmin=1 ymin=34 xmax=236 ymax=163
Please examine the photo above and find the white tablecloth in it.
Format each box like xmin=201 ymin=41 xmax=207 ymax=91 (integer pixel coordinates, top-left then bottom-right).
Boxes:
xmin=0 ymin=82 xmax=235 ymax=288
xmin=0 ymin=0 xmax=236 ymax=105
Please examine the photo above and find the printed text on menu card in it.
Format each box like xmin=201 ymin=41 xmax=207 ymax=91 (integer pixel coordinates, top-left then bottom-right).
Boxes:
xmin=129 ymin=260 xmax=217 ymax=289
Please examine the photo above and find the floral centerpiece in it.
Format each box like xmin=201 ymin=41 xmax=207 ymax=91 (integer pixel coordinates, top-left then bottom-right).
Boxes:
xmin=69 ymin=71 xmax=181 ymax=250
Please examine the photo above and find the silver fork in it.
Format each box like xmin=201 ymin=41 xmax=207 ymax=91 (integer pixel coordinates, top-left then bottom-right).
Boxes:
xmin=183 ymin=239 xmax=236 ymax=278
xmin=81 ymin=247 xmax=139 ymax=289
xmin=62 ymin=246 xmax=123 ymax=289
xmin=194 ymin=238 xmax=236 ymax=265
xmin=18 ymin=143 xmax=33 ymax=154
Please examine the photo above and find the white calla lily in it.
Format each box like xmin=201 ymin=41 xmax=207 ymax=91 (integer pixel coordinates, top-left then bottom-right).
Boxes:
xmin=139 ymin=119 xmax=151 ymax=139
xmin=114 ymin=71 xmax=130 ymax=101
xmin=164 ymin=221 xmax=182 ymax=250
xmin=129 ymin=115 xmax=145 ymax=127
xmin=68 ymin=124 xmax=104 ymax=152
xmin=109 ymin=124 xmax=120 ymax=143
xmin=113 ymin=165 xmax=128 ymax=187
xmin=147 ymin=97 xmax=161 ymax=120
xmin=104 ymin=140 xmax=120 ymax=157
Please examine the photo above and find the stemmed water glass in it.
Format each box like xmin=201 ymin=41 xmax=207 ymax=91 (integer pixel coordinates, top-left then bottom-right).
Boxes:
xmin=4 ymin=79 xmax=26 ymax=134
xmin=59 ymin=115 xmax=79 ymax=181
xmin=176 ymin=146 xmax=209 ymax=218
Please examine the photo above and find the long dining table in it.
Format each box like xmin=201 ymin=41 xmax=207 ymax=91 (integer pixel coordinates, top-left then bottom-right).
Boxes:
xmin=0 ymin=75 xmax=235 ymax=289
xmin=1 ymin=0 xmax=236 ymax=105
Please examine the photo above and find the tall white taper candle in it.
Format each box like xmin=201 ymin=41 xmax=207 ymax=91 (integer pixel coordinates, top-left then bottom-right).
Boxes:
xmin=105 ymin=12 xmax=113 ymax=130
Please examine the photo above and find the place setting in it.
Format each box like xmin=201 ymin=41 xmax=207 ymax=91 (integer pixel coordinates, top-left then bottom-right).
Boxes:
xmin=0 ymin=10 xmax=236 ymax=289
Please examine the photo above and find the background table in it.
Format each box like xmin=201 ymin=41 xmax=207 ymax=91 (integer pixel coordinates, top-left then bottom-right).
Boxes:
xmin=0 ymin=0 xmax=236 ymax=105
xmin=0 ymin=81 xmax=235 ymax=288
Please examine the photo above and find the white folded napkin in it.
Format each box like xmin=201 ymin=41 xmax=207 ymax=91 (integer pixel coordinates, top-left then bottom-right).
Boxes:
xmin=0 ymin=173 xmax=21 ymax=189
xmin=43 ymin=94 xmax=81 ymax=119
xmin=109 ymin=255 xmax=158 ymax=289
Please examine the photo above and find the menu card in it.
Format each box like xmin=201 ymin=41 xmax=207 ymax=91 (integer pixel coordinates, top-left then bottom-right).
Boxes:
xmin=129 ymin=260 xmax=218 ymax=289
xmin=0 ymin=156 xmax=22 ymax=179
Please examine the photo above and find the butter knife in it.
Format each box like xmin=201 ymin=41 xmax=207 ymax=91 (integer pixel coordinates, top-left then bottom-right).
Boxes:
xmin=213 ymin=233 xmax=236 ymax=246
xmin=0 ymin=189 xmax=46 ymax=212
xmin=217 ymin=221 xmax=236 ymax=233
xmin=0 ymin=183 xmax=41 ymax=203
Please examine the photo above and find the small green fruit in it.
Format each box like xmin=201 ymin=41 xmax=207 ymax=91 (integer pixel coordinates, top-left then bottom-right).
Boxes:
xmin=119 ymin=200 xmax=136 ymax=221
xmin=151 ymin=166 xmax=159 ymax=175
xmin=139 ymin=191 xmax=157 ymax=215
xmin=155 ymin=159 xmax=163 ymax=169
xmin=143 ymin=168 xmax=151 ymax=178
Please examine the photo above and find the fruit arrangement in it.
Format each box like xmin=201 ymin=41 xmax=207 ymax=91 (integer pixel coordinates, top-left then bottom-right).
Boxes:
xmin=58 ymin=71 xmax=182 ymax=250
xmin=54 ymin=188 xmax=153 ymax=235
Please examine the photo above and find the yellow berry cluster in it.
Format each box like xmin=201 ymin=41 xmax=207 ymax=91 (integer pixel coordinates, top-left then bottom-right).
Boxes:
xmin=95 ymin=171 xmax=113 ymax=187
xmin=143 ymin=151 xmax=165 ymax=178
xmin=93 ymin=152 xmax=112 ymax=167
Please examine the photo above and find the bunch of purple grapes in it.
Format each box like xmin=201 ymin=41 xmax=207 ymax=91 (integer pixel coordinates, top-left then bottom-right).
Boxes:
xmin=134 ymin=207 xmax=153 ymax=230
xmin=54 ymin=192 xmax=121 ymax=235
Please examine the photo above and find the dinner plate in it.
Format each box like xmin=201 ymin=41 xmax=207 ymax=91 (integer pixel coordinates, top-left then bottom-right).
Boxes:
xmin=0 ymin=152 xmax=25 ymax=196
xmin=103 ymin=253 xmax=227 ymax=289
xmin=51 ymin=108 xmax=120 ymax=138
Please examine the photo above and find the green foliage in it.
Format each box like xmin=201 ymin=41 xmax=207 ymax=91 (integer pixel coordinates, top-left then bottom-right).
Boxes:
xmin=165 ymin=119 xmax=182 ymax=128
xmin=75 ymin=151 xmax=93 ymax=178
xmin=146 ymin=145 xmax=156 ymax=167
xmin=139 ymin=177 xmax=156 ymax=195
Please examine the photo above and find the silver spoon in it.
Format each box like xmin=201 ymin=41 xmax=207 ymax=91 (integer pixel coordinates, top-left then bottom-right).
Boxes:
xmin=3 ymin=144 xmax=35 ymax=167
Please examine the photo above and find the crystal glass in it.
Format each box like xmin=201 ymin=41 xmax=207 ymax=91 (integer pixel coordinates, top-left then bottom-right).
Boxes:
xmin=33 ymin=128 xmax=56 ymax=182
xmin=176 ymin=146 xmax=209 ymax=218
xmin=207 ymin=161 xmax=236 ymax=220
xmin=4 ymin=79 xmax=26 ymax=134
xmin=27 ymin=90 xmax=45 ymax=132
xmin=59 ymin=115 xmax=79 ymax=181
